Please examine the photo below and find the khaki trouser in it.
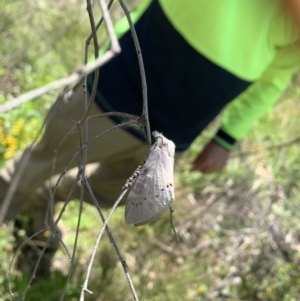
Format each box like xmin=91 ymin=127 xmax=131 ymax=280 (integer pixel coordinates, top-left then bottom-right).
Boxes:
xmin=0 ymin=82 xmax=149 ymax=245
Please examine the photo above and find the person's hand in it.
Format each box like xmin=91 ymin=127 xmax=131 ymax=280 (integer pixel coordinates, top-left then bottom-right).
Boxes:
xmin=191 ymin=141 xmax=230 ymax=174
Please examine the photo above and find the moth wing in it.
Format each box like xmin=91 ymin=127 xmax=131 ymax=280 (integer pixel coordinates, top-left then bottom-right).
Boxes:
xmin=141 ymin=147 xmax=174 ymax=224
xmin=125 ymin=147 xmax=174 ymax=226
xmin=125 ymin=150 xmax=158 ymax=225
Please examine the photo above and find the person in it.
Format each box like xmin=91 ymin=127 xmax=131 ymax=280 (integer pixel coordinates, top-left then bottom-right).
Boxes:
xmin=1 ymin=0 xmax=300 ymax=279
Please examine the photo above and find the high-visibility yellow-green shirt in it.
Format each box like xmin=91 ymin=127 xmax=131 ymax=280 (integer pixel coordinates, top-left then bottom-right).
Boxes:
xmin=111 ymin=0 xmax=300 ymax=149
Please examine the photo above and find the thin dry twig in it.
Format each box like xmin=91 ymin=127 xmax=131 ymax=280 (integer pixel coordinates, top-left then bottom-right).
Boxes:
xmin=8 ymin=228 xmax=48 ymax=298
xmin=0 ymin=51 xmax=119 ymax=114
xmin=8 ymin=228 xmax=42 ymax=298
xmin=86 ymin=0 xmax=115 ymax=47
xmin=83 ymin=179 xmax=140 ymax=300
xmin=12 ymin=220 xmax=70 ymax=301
xmin=43 ymin=119 xmax=140 ymax=300
xmin=80 ymin=188 xmax=127 ymax=300
xmin=118 ymin=0 xmax=151 ymax=145
xmin=53 ymin=119 xmax=141 ymax=189
xmin=0 ymin=0 xmax=120 ymax=115
xmin=59 ymin=123 xmax=87 ymax=301
xmin=52 ymin=111 xmax=139 ymax=168
xmin=232 ymin=136 xmax=300 ymax=158
xmin=50 ymin=120 xmax=141 ymax=300
xmin=169 ymin=206 xmax=179 ymax=242
xmin=57 ymin=0 xmax=102 ymax=295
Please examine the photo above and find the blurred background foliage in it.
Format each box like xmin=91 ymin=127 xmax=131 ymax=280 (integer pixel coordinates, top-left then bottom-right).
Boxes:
xmin=1 ymin=0 xmax=300 ymax=300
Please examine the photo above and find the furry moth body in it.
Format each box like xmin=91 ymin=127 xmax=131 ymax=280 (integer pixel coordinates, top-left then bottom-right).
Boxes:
xmin=125 ymin=131 xmax=175 ymax=226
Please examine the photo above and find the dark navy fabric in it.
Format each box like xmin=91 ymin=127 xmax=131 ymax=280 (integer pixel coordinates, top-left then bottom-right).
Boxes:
xmin=215 ymin=129 xmax=236 ymax=145
xmin=88 ymin=0 xmax=252 ymax=151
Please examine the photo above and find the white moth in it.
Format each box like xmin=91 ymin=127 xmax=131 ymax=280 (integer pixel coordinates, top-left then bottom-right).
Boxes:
xmin=125 ymin=131 xmax=175 ymax=226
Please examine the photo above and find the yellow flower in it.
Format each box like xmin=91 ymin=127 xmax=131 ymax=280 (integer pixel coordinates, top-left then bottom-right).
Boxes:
xmin=12 ymin=119 xmax=25 ymax=135
xmin=5 ymin=135 xmax=19 ymax=151
xmin=4 ymin=150 xmax=15 ymax=160
xmin=197 ymin=285 xmax=206 ymax=294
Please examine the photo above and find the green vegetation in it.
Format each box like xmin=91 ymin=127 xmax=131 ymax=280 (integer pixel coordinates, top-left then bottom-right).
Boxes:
xmin=1 ymin=1 xmax=300 ymax=300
